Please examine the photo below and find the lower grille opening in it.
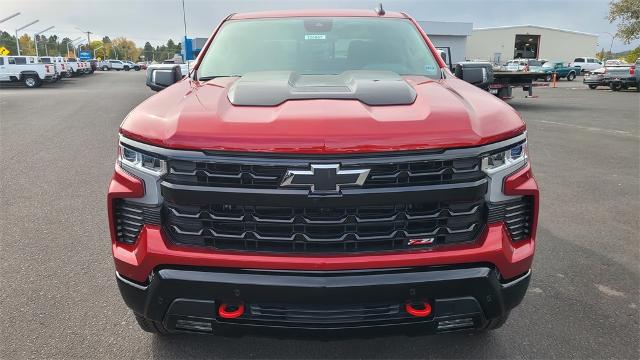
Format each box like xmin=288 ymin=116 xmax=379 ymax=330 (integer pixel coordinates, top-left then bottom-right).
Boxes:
xmin=113 ymin=200 xmax=161 ymax=244
xmin=164 ymin=200 xmax=485 ymax=253
xmin=487 ymin=197 xmax=534 ymax=242
xmin=221 ymin=302 xmax=420 ymax=327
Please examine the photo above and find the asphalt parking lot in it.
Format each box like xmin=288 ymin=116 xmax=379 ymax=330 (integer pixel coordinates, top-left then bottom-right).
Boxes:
xmin=1 ymin=71 xmax=638 ymax=359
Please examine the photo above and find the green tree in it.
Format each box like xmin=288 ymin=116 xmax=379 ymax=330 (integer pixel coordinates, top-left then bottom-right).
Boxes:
xmin=18 ymin=33 xmax=35 ymax=55
xmin=0 ymin=31 xmax=18 ymax=55
xmin=143 ymin=41 xmax=154 ymax=61
xmin=608 ymin=0 xmax=640 ymax=43
xmin=624 ymin=46 xmax=640 ymax=62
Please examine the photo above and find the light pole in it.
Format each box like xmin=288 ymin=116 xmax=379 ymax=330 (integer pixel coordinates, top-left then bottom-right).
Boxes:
xmin=15 ymin=19 xmax=39 ymax=55
xmin=93 ymin=45 xmax=104 ymax=59
xmin=75 ymin=40 xmax=86 ymax=58
xmin=75 ymin=26 xmax=93 ymax=47
xmin=604 ymin=32 xmax=616 ymax=60
xmin=0 ymin=12 xmax=20 ymax=24
xmin=34 ymin=26 xmax=55 ymax=57
xmin=66 ymin=37 xmax=81 ymax=57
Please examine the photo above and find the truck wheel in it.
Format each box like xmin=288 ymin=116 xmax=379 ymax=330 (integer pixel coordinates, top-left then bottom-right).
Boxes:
xmin=102 ymin=65 xmax=109 ymax=71
xmin=588 ymin=85 xmax=597 ymax=90
xmin=23 ymin=75 xmax=41 ymax=88
xmin=544 ymin=74 xmax=553 ymax=82
xmin=134 ymin=313 xmax=169 ymax=335
xmin=610 ymin=82 xmax=622 ymax=91
xmin=124 ymin=66 xmax=130 ymax=71
xmin=566 ymin=72 xmax=576 ymax=81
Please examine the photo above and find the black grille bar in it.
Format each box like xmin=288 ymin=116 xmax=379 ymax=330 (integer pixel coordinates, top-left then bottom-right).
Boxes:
xmin=164 ymin=199 xmax=485 ymax=253
xmin=487 ymin=197 xmax=533 ymax=241
xmin=114 ymin=200 xmax=161 ymax=244
xmin=165 ymin=158 xmax=484 ymax=189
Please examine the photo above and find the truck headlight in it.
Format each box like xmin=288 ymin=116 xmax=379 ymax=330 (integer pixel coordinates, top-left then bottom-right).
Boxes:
xmin=482 ymin=141 xmax=527 ymax=174
xmin=118 ymin=144 xmax=166 ymax=175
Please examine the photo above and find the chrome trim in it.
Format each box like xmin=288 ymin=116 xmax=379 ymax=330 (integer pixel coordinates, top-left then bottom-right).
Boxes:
xmin=115 ymin=271 xmax=148 ymax=290
xmin=118 ymin=133 xmax=527 ymax=165
xmin=501 ymin=269 xmax=532 ymax=288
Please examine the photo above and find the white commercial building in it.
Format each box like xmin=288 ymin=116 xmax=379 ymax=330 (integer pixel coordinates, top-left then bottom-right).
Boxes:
xmin=418 ymin=21 xmax=473 ymax=65
xmin=466 ymin=25 xmax=598 ymax=64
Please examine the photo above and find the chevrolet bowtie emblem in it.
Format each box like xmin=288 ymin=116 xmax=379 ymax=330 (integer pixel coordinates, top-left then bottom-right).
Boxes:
xmin=280 ymin=164 xmax=370 ymax=194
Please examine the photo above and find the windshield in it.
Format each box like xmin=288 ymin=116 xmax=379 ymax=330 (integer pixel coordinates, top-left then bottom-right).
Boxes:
xmin=542 ymin=62 xmax=555 ymax=68
xmin=197 ymin=17 xmax=441 ymax=79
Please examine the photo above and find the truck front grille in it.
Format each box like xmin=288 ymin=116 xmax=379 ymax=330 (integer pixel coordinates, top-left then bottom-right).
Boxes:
xmin=165 ymin=157 xmax=483 ymax=189
xmin=164 ymin=199 xmax=485 ymax=253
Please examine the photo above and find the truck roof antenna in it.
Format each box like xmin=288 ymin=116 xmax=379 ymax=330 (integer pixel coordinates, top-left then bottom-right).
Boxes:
xmin=375 ymin=3 xmax=385 ymax=16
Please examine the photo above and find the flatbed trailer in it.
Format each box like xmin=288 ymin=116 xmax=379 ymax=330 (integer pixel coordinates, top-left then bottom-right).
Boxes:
xmin=489 ymin=71 xmax=545 ymax=98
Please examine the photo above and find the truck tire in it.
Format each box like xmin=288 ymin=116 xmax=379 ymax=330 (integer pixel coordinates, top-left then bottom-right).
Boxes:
xmin=610 ymin=82 xmax=623 ymax=91
xmin=588 ymin=85 xmax=598 ymax=90
xmin=566 ymin=72 xmax=576 ymax=81
xmin=23 ymin=75 xmax=41 ymax=88
xmin=102 ymin=65 xmax=109 ymax=71
xmin=544 ymin=74 xmax=553 ymax=82
xmin=124 ymin=66 xmax=130 ymax=71
xmin=134 ymin=313 xmax=170 ymax=335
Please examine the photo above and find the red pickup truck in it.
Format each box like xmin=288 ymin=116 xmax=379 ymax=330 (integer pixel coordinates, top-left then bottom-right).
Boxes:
xmin=109 ymin=8 xmax=538 ymax=337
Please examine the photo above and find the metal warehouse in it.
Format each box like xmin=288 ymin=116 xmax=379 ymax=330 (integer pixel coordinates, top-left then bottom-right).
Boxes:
xmin=466 ymin=25 xmax=598 ymax=64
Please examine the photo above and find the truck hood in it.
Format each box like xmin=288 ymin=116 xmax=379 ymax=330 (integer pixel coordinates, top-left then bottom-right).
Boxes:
xmin=121 ymin=75 xmax=525 ymax=153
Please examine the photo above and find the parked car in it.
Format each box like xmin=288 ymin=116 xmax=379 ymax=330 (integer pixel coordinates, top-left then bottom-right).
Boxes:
xmin=570 ymin=57 xmax=602 ymax=72
xmin=583 ymin=67 xmax=607 ymax=89
xmin=123 ymin=61 xmax=140 ymax=71
xmin=503 ymin=59 xmax=544 ymax=73
xmin=605 ymin=58 xmax=639 ymax=91
xmin=136 ymin=62 xmax=148 ymax=70
xmin=0 ymin=55 xmax=56 ymax=87
xmin=539 ymin=61 xmax=580 ymax=81
xmin=121 ymin=8 xmax=539 ymax=336
xmin=101 ymin=59 xmax=126 ymax=71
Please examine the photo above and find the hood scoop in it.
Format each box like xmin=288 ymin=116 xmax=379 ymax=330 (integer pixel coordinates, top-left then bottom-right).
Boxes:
xmin=227 ymin=70 xmax=417 ymax=106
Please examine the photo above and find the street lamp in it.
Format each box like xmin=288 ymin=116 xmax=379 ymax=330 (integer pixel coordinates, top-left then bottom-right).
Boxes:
xmin=74 ymin=40 xmax=86 ymax=58
xmin=0 ymin=12 xmax=20 ymax=24
xmin=93 ymin=45 xmax=104 ymax=59
xmin=66 ymin=37 xmax=81 ymax=58
xmin=34 ymin=25 xmax=55 ymax=57
xmin=15 ymin=19 xmax=39 ymax=55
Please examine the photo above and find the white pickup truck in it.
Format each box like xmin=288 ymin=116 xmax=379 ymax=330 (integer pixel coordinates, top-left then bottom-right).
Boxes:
xmin=65 ymin=58 xmax=87 ymax=76
xmin=40 ymin=56 xmax=70 ymax=79
xmin=0 ymin=55 xmax=56 ymax=87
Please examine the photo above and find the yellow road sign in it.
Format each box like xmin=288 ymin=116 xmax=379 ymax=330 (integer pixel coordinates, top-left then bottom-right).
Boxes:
xmin=0 ymin=47 xmax=10 ymax=56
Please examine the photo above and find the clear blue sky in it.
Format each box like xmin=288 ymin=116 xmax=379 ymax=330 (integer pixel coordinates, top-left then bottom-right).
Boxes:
xmin=1 ymin=0 xmax=637 ymax=52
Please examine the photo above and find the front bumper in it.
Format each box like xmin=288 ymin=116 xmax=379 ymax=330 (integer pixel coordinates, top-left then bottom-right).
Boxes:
xmin=117 ymin=265 xmax=530 ymax=336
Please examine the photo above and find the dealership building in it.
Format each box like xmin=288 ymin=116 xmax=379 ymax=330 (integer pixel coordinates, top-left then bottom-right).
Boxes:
xmin=465 ymin=25 xmax=599 ymax=63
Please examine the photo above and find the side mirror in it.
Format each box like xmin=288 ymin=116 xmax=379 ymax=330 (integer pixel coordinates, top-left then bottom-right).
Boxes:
xmin=146 ymin=65 xmax=181 ymax=91
xmin=454 ymin=62 xmax=493 ymax=88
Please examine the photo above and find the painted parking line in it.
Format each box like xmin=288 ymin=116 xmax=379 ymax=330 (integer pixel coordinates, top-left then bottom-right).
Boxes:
xmin=530 ymin=119 xmax=638 ymax=138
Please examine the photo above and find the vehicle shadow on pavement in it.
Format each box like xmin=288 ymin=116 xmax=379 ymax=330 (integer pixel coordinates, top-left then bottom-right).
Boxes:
xmin=149 ymin=331 xmax=503 ymax=359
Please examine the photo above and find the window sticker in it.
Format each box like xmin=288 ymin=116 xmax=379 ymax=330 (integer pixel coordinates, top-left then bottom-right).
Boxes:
xmin=304 ymin=34 xmax=326 ymax=40
xmin=424 ymin=64 xmax=438 ymax=75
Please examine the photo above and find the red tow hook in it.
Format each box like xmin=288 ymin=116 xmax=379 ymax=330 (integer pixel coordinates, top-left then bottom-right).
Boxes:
xmin=218 ymin=303 xmax=245 ymax=319
xmin=405 ymin=301 xmax=432 ymax=317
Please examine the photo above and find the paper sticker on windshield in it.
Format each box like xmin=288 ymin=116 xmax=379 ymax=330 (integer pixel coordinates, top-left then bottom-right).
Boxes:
xmin=424 ymin=64 xmax=438 ymax=75
xmin=305 ymin=34 xmax=326 ymax=40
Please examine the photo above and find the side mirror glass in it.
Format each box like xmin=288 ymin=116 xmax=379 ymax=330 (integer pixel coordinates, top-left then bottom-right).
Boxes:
xmin=146 ymin=65 xmax=182 ymax=91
